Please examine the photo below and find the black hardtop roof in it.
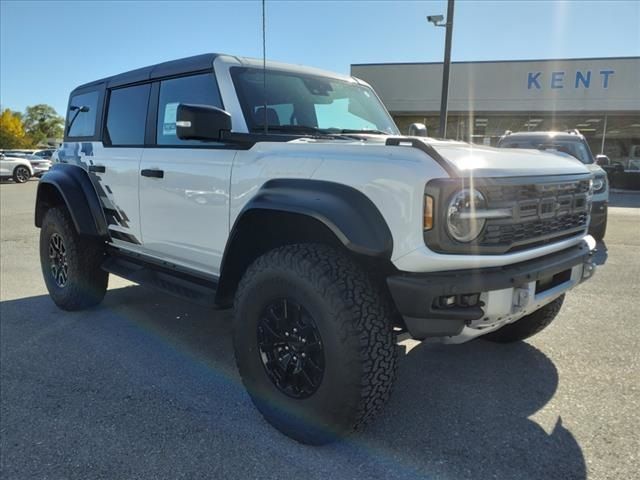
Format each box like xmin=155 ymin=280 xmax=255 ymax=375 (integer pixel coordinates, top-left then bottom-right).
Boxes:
xmin=72 ymin=53 xmax=221 ymax=93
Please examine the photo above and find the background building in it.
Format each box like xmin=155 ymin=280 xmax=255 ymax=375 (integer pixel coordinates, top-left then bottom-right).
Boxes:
xmin=352 ymin=57 xmax=640 ymax=166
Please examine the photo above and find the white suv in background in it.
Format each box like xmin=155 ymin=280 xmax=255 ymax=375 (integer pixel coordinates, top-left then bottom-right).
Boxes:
xmin=0 ymin=152 xmax=34 ymax=183
xmin=498 ymin=130 xmax=609 ymax=240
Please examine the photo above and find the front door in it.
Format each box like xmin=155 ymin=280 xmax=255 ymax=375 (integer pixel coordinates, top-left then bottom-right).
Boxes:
xmin=138 ymin=73 xmax=235 ymax=276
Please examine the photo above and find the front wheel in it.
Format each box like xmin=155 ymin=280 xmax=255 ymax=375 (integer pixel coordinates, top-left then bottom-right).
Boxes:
xmin=482 ymin=294 xmax=564 ymax=343
xmin=233 ymin=244 xmax=397 ymax=445
xmin=39 ymin=207 xmax=108 ymax=311
xmin=13 ymin=166 xmax=31 ymax=183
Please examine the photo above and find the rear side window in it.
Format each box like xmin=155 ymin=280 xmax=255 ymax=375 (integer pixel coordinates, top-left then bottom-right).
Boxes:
xmin=67 ymin=91 xmax=99 ymax=137
xmin=156 ymin=73 xmax=223 ymax=145
xmin=106 ymin=84 xmax=150 ymax=146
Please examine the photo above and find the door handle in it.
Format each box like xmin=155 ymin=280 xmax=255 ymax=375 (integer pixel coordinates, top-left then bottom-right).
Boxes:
xmin=88 ymin=165 xmax=105 ymax=173
xmin=141 ymin=169 xmax=164 ymax=179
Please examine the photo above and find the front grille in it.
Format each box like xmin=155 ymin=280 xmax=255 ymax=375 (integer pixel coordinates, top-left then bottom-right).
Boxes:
xmin=482 ymin=179 xmax=591 ymax=202
xmin=482 ymin=212 xmax=588 ymax=246
xmin=478 ymin=179 xmax=591 ymax=250
xmin=424 ymin=174 xmax=593 ymax=255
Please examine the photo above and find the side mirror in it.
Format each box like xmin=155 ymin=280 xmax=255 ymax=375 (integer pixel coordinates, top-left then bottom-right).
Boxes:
xmin=595 ymin=154 xmax=611 ymax=166
xmin=176 ymin=104 xmax=232 ymax=141
xmin=408 ymin=123 xmax=428 ymax=137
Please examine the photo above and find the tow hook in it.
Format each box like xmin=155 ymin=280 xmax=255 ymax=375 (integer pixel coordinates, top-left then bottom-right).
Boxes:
xmin=511 ymin=287 xmax=530 ymax=314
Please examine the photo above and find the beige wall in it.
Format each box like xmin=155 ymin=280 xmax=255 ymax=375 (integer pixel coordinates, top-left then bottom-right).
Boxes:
xmin=352 ymin=57 xmax=640 ymax=114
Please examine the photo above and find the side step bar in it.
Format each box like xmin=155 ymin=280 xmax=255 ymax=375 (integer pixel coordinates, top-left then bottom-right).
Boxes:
xmin=102 ymin=253 xmax=218 ymax=307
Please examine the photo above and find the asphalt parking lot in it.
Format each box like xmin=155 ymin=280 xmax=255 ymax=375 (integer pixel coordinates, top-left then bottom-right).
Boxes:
xmin=1 ymin=180 xmax=638 ymax=480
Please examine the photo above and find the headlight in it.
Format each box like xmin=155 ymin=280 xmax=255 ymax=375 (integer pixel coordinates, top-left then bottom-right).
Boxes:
xmin=593 ymin=175 xmax=606 ymax=193
xmin=446 ymin=189 xmax=487 ymax=242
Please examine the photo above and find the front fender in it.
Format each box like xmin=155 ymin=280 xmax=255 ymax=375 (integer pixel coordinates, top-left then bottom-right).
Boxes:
xmin=238 ymin=178 xmax=393 ymax=258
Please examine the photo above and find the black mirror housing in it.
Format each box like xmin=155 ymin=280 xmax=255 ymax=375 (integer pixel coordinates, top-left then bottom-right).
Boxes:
xmin=408 ymin=123 xmax=428 ymax=137
xmin=176 ymin=104 xmax=232 ymax=141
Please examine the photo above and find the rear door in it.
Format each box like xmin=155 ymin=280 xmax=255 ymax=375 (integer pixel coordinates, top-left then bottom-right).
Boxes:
xmin=90 ymin=84 xmax=151 ymax=248
xmin=138 ymin=73 xmax=235 ymax=276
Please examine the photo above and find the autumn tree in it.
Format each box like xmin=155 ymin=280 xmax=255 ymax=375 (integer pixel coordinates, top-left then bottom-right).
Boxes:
xmin=0 ymin=108 xmax=28 ymax=148
xmin=23 ymin=104 xmax=64 ymax=146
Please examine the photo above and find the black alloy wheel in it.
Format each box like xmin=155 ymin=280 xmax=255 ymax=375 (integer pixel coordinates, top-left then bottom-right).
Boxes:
xmin=39 ymin=207 xmax=108 ymax=311
xmin=257 ymin=298 xmax=325 ymax=399
xmin=48 ymin=233 xmax=68 ymax=287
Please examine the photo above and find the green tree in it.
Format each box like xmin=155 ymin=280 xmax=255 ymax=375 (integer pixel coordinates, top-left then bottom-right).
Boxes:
xmin=0 ymin=108 xmax=28 ymax=148
xmin=23 ymin=104 xmax=64 ymax=146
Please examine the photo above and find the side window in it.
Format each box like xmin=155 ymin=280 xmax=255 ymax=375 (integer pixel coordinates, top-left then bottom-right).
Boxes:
xmin=156 ymin=73 xmax=223 ymax=145
xmin=105 ymin=84 xmax=150 ymax=146
xmin=67 ymin=91 xmax=99 ymax=137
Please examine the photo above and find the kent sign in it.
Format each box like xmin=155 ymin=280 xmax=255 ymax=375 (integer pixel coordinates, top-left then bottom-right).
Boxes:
xmin=527 ymin=70 xmax=615 ymax=90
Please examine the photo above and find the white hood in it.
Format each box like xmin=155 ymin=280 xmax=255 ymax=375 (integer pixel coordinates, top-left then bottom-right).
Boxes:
xmin=291 ymin=135 xmax=593 ymax=178
xmin=428 ymin=139 xmax=591 ymax=178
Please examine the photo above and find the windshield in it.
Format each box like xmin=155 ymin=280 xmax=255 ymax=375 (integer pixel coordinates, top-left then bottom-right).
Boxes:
xmin=499 ymin=137 xmax=594 ymax=164
xmin=231 ymin=67 xmax=399 ymax=135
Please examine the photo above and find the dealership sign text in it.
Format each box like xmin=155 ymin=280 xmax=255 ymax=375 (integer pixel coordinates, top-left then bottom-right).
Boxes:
xmin=527 ymin=70 xmax=615 ymax=90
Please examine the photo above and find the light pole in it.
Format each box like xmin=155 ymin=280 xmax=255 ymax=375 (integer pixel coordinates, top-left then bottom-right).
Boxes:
xmin=428 ymin=0 xmax=455 ymax=139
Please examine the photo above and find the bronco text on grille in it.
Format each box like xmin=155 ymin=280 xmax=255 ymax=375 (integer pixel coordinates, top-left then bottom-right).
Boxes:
xmin=424 ymin=175 xmax=593 ymax=254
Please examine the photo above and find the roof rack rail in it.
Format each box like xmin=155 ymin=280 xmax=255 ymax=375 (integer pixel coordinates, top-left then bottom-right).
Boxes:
xmin=568 ymin=129 xmax=581 ymax=135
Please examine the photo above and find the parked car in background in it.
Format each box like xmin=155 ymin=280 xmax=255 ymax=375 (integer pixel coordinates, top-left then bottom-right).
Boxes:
xmin=23 ymin=154 xmax=52 ymax=177
xmin=0 ymin=153 xmax=34 ymax=183
xmin=33 ymin=149 xmax=56 ymax=160
xmin=498 ymin=130 xmax=609 ymax=240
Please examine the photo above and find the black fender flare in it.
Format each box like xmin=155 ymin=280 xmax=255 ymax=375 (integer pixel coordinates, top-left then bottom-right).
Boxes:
xmin=235 ymin=178 xmax=393 ymax=257
xmin=35 ymin=163 xmax=108 ymax=237
xmin=215 ymin=179 xmax=394 ymax=306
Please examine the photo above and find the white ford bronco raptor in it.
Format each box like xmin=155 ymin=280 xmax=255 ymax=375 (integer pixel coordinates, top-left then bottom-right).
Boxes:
xmin=36 ymin=54 xmax=597 ymax=444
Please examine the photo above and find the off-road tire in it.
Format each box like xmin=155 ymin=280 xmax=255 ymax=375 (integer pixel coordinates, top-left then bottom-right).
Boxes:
xmin=13 ymin=165 xmax=31 ymax=183
xmin=482 ymin=294 xmax=565 ymax=343
xmin=39 ymin=207 xmax=108 ymax=310
xmin=233 ymin=244 xmax=397 ymax=445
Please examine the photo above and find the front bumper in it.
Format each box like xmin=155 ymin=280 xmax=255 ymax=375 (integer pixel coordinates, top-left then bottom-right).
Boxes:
xmin=387 ymin=238 xmax=597 ymax=342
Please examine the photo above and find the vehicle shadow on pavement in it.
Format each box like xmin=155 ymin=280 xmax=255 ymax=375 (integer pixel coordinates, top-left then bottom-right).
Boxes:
xmin=0 ymin=286 xmax=585 ymax=480
xmin=362 ymin=341 xmax=586 ymax=479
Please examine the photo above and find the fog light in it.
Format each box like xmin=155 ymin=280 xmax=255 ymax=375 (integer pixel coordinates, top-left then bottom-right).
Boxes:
xmin=459 ymin=293 xmax=480 ymax=307
xmin=436 ymin=293 xmax=481 ymax=309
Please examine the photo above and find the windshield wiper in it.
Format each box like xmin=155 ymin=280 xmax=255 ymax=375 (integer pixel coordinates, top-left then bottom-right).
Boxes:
xmin=251 ymin=125 xmax=356 ymax=140
xmin=252 ymin=125 xmax=333 ymax=135
xmin=337 ymin=128 xmax=388 ymax=135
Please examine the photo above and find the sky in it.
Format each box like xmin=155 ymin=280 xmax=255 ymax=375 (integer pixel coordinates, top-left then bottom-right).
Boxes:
xmin=1 ymin=0 xmax=639 ymax=117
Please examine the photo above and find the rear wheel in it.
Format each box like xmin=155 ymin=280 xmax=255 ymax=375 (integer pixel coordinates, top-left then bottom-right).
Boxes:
xmin=233 ymin=244 xmax=397 ymax=444
xmin=13 ymin=166 xmax=31 ymax=183
xmin=482 ymin=295 xmax=564 ymax=343
xmin=39 ymin=207 xmax=108 ymax=310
